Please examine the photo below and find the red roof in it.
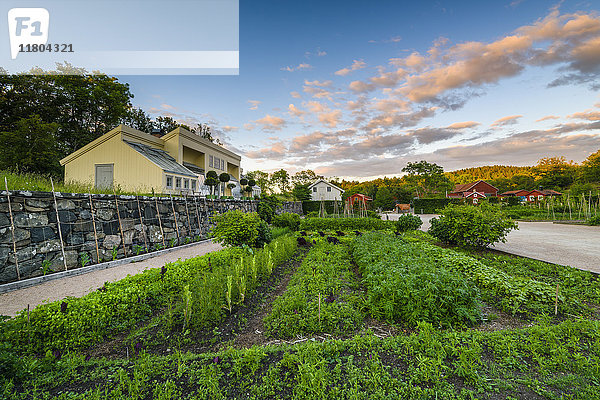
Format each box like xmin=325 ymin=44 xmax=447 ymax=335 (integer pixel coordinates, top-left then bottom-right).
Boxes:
xmin=449 ymin=180 xmax=499 ymax=195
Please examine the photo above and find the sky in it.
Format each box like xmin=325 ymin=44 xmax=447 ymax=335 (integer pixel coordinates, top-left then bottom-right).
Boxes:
xmin=119 ymin=0 xmax=600 ymax=180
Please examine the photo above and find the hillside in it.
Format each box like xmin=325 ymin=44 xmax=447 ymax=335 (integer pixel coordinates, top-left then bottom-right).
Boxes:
xmin=445 ymin=165 xmax=534 ymax=184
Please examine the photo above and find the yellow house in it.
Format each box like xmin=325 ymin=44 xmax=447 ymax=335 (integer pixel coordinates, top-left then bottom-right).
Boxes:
xmin=60 ymin=125 xmax=242 ymax=195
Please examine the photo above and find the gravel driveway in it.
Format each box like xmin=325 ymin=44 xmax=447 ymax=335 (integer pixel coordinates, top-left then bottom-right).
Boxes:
xmin=0 ymin=240 xmax=222 ymax=317
xmin=385 ymin=213 xmax=600 ymax=273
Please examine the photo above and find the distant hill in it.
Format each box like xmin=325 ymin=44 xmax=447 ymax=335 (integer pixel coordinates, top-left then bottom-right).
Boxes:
xmin=445 ymin=165 xmax=534 ymax=184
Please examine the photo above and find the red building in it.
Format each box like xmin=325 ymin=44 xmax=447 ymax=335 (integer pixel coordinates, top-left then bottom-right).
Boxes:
xmin=500 ymin=189 xmax=562 ymax=202
xmin=447 ymin=180 xmax=499 ymax=198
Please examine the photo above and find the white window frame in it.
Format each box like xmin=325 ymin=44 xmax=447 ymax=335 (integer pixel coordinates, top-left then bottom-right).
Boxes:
xmin=175 ymin=177 xmax=182 ymax=188
xmin=209 ymin=155 xmax=214 ymax=168
xmin=166 ymin=175 xmax=173 ymax=188
xmin=313 ymin=187 xmax=317 ymax=192
xmin=191 ymin=180 xmax=196 ymax=191
xmin=184 ymin=179 xmax=189 ymax=189
xmin=327 ymin=186 xmax=332 ymax=192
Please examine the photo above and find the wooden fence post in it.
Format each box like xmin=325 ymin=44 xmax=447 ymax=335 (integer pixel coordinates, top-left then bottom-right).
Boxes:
xmin=4 ymin=178 xmax=20 ymax=280
xmin=50 ymin=178 xmax=68 ymax=271
xmin=170 ymin=194 xmax=180 ymax=245
xmin=184 ymin=195 xmax=192 ymax=239
xmin=193 ymin=196 xmax=201 ymax=236
xmin=154 ymin=197 xmax=166 ymax=248
xmin=136 ymin=195 xmax=148 ymax=251
xmin=113 ymin=189 xmax=127 ymax=257
xmin=88 ymin=193 xmax=100 ymax=263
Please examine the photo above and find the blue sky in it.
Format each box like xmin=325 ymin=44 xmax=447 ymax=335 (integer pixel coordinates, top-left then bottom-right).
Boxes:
xmin=120 ymin=0 xmax=600 ymax=180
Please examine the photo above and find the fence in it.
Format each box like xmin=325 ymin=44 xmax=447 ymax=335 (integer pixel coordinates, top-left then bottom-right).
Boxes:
xmin=0 ymin=189 xmax=302 ymax=285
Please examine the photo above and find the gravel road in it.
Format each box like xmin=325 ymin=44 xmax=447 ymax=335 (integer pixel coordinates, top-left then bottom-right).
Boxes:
xmin=0 ymin=240 xmax=222 ymax=317
xmin=385 ymin=213 xmax=600 ymax=274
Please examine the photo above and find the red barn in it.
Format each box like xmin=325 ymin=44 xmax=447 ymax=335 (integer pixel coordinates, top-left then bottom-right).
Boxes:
xmin=524 ymin=189 xmax=562 ymax=202
xmin=448 ymin=180 xmax=499 ymax=198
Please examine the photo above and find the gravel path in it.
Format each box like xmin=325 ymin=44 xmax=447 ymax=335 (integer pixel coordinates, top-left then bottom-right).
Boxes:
xmin=0 ymin=240 xmax=222 ymax=317
xmin=385 ymin=213 xmax=600 ymax=274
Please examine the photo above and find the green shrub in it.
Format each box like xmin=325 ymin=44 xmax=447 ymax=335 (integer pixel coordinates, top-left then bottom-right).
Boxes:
xmin=588 ymin=215 xmax=600 ymax=226
xmin=366 ymin=210 xmax=381 ymax=219
xmin=300 ymin=217 xmax=395 ymax=231
xmin=258 ymin=195 xmax=280 ymax=223
xmin=413 ymin=198 xmax=462 ymax=214
xmin=506 ymin=196 xmax=521 ymax=206
xmin=256 ymin=220 xmax=272 ymax=247
xmin=272 ymin=212 xmax=301 ymax=231
xmin=211 ymin=210 xmax=262 ymax=247
xmin=428 ymin=204 xmax=518 ymax=248
xmin=271 ymin=226 xmax=292 ymax=239
xmin=395 ymin=214 xmax=422 ymax=232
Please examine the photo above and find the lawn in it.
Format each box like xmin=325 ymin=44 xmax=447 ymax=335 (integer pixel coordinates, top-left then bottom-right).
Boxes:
xmin=1 ymin=219 xmax=599 ymax=399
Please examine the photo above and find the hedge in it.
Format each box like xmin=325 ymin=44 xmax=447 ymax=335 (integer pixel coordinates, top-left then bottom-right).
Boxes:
xmin=301 ymin=200 xmax=343 ymax=215
xmin=299 ymin=217 xmax=395 ymax=231
xmin=413 ymin=198 xmax=462 ymax=214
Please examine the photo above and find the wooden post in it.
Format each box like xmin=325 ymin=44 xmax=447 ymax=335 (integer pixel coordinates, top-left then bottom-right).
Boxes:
xmin=154 ymin=197 xmax=166 ymax=248
xmin=4 ymin=178 xmax=20 ymax=280
xmin=136 ymin=195 xmax=148 ymax=251
xmin=555 ymin=283 xmax=559 ymax=315
xmin=318 ymin=293 xmax=321 ymax=326
xmin=183 ymin=195 xmax=192 ymax=239
xmin=113 ymin=189 xmax=127 ymax=257
xmin=170 ymin=195 xmax=180 ymax=245
xmin=50 ymin=178 xmax=68 ymax=271
xmin=193 ymin=195 xmax=201 ymax=236
xmin=88 ymin=193 xmax=100 ymax=263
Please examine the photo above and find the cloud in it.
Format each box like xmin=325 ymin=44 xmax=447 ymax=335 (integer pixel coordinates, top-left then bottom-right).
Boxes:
xmin=318 ymin=110 xmax=342 ymax=128
xmin=221 ymin=125 xmax=238 ymax=132
xmin=536 ymin=115 xmax=561 ymax=122
xmin=304 ymin=79 xmax=333 ymax=87
xmin=290 ymin=91 xmax=302 ymax=99
xmin=245 ymin=141 xmax=287 ymax=160
xmin=568 ymin=110 xmax=600 ymax=120
xmin=248 ymin=100 xmax=261 ymax=110
xmin=288 ymin=103 xmax=305 ymax=117
xmin=335 ymin=60 xmax=367 ymax=76
xmin=491 ymin=115 xmax=523 ymax=127
xmin=446 ymin=121 xmax=480 ymax=130
xmin=369 ymin=36 xmax=402 ymax=44
xmin=281 ymin=63 xmax=313 ymax=72
xmin=253 ymin=115 xmax=287 ymax=132
xmin=348 ymin=67 xmax=407 ymax=93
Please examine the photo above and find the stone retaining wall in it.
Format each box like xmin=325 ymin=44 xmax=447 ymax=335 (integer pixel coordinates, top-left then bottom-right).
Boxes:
xmin=0 ymin=190 xmax=302 ymax=284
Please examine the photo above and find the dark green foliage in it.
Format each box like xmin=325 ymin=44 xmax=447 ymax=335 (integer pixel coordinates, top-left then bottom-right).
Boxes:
xmin=257 ymin=195 xmax=280 ymax=223
xmin=256 ymin=220 xmax=273 ymax=248
xmin=272 ymin=212 xmax=301 ymax=231
xmin=302 ymin=200 xmax=340 ymax=215
xmin=506 ymin=196 xmax=521 ymax=206
xmin=413 ymin=198 xmax=462 ymax=214
xmin=219 ymin=172 xmax=230 ymax=184
xmin=300 ymin=217 xmax=395 ymax=231
xmin=366 ymin=210 xmax=381 ymax=219
xmin=588 ymin=215 xmax=600 ymax=225
xmin=211 ymin=210 xmax=264 ymax=247
xmin=428 ymin=204 xmax=518 ymax=248
xmin=264 ymin=241 xmax=362 ymax=338
xmin=352 ymin=233 xmax=481 ymax=327
xmin=373 ymin=186 xmax=395 ymax=210
xmin=292 ymin=184 xmax=311 ymax=201
xmin=395 ymin=214 xmax=422 ymax=232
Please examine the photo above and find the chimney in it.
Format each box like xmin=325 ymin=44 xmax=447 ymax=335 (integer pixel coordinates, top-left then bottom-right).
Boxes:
xmin=151 ymin=128 xmax=163 ymax=138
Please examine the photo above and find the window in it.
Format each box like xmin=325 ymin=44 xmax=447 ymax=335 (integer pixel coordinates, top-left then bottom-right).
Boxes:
xmin=327 ymin=187 xmax=331 ymax=192
xmin=184 ymin=179 xmax=189 ymax=189
xmin=166 ymin=175 xmax=173 ymax=188
xmin=538 ymin=195 xmax=543 ymax=200
xmin=175 ymin=177 xmax=181 ymax=188
xmin=209 ymin=155 xmax=214 ymax=168
xmin=221 ymin=159 xmax=225 ymax=170
xmin=213 ymin=157 xmax=219 ymax=170
xmin=191 ymin=180 xmax=196 ymax=191
xmin=313 ymin=187 xmax=317 ymax=192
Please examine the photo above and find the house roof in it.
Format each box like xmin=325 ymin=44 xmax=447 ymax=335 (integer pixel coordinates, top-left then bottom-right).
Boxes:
xmin=125 ymin=141 xmax=197 ymax=178
xmin=464 ymin=191 xmax=485 ymax=198
xmin=308 ymin=179 xmax=345 ymax=193
xmin=450 ymin=180 xmax=499 ymax=194
xmin=182 ymin=162 xmax=205 ymax=175
xmin=348 ymin=193 xmax=372 ymax=201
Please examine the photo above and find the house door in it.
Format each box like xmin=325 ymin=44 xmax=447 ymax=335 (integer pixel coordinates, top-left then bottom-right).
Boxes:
xmin=95 ymin=164 xmax=114 ymax=188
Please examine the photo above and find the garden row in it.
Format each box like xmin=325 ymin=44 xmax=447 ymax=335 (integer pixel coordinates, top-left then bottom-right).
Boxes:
xmin=0 ymin=234 xmax=298 ymax=355
xmin=3 ymin=318 xmax=599 ymax=399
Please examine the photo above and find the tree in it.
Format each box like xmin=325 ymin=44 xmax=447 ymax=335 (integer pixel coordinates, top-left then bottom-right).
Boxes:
xmin=582 ymin=149 xmax=600 ymax=183
xmin=205 ymin=170 xmax=219 ymax=196
xmin=374 ymin=186 xmax=395 ymax=210
xmin=120 ymin=108 xmax=154 ymax=133
xmin=246 ymin=171 xmax=271 ymax=194
xmin=402 ymin=161 xmax=453 ymax=198
xmin=270 ymin=169 xmax=290 ymax=193
xmin=219 ymin=172 xmax=230 ymax=197
xmin=190 ymin=123 xmax=223 ymax=145
xmin=292 ymin=184 xmax=311 ymax=201
xmin=0 ymin=115 xmax=60 ymax=175
xmin=533 ymin=156 xmax=576 ymax=190
xmin=291 ymin=170 xmax=323 ymax=186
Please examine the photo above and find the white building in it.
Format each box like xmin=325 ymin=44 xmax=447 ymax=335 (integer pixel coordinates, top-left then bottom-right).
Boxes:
xmin=308 ymin=179 xmax=344 ymax=201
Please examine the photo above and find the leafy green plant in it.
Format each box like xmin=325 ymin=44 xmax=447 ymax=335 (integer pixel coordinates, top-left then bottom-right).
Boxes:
xmin=211 ymin=210 xmax=265 ymax=248
xmin=132 ymin=244 xmax=145 ymax=256
xmin=588 ymin=215 xmax=600 ymax=226
xmin=40 ymin=259 xmax=53 ymax=276
xmin=394 ymin=214 xmax=422 ymax=232
xmin=79 ymin=252 xmax=91 ymax=268
xmin=111 ymin=246 xmax=118 ymax=261
xmin=169 ymin=238 xmax=177 ymax=248
xmin=272 ymin=212 xmax=301 ymax=231
xmin=300 ymin=217 xmax=395 ymax=231
xmin=428 ymin=203 xmax=518 ymax=248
